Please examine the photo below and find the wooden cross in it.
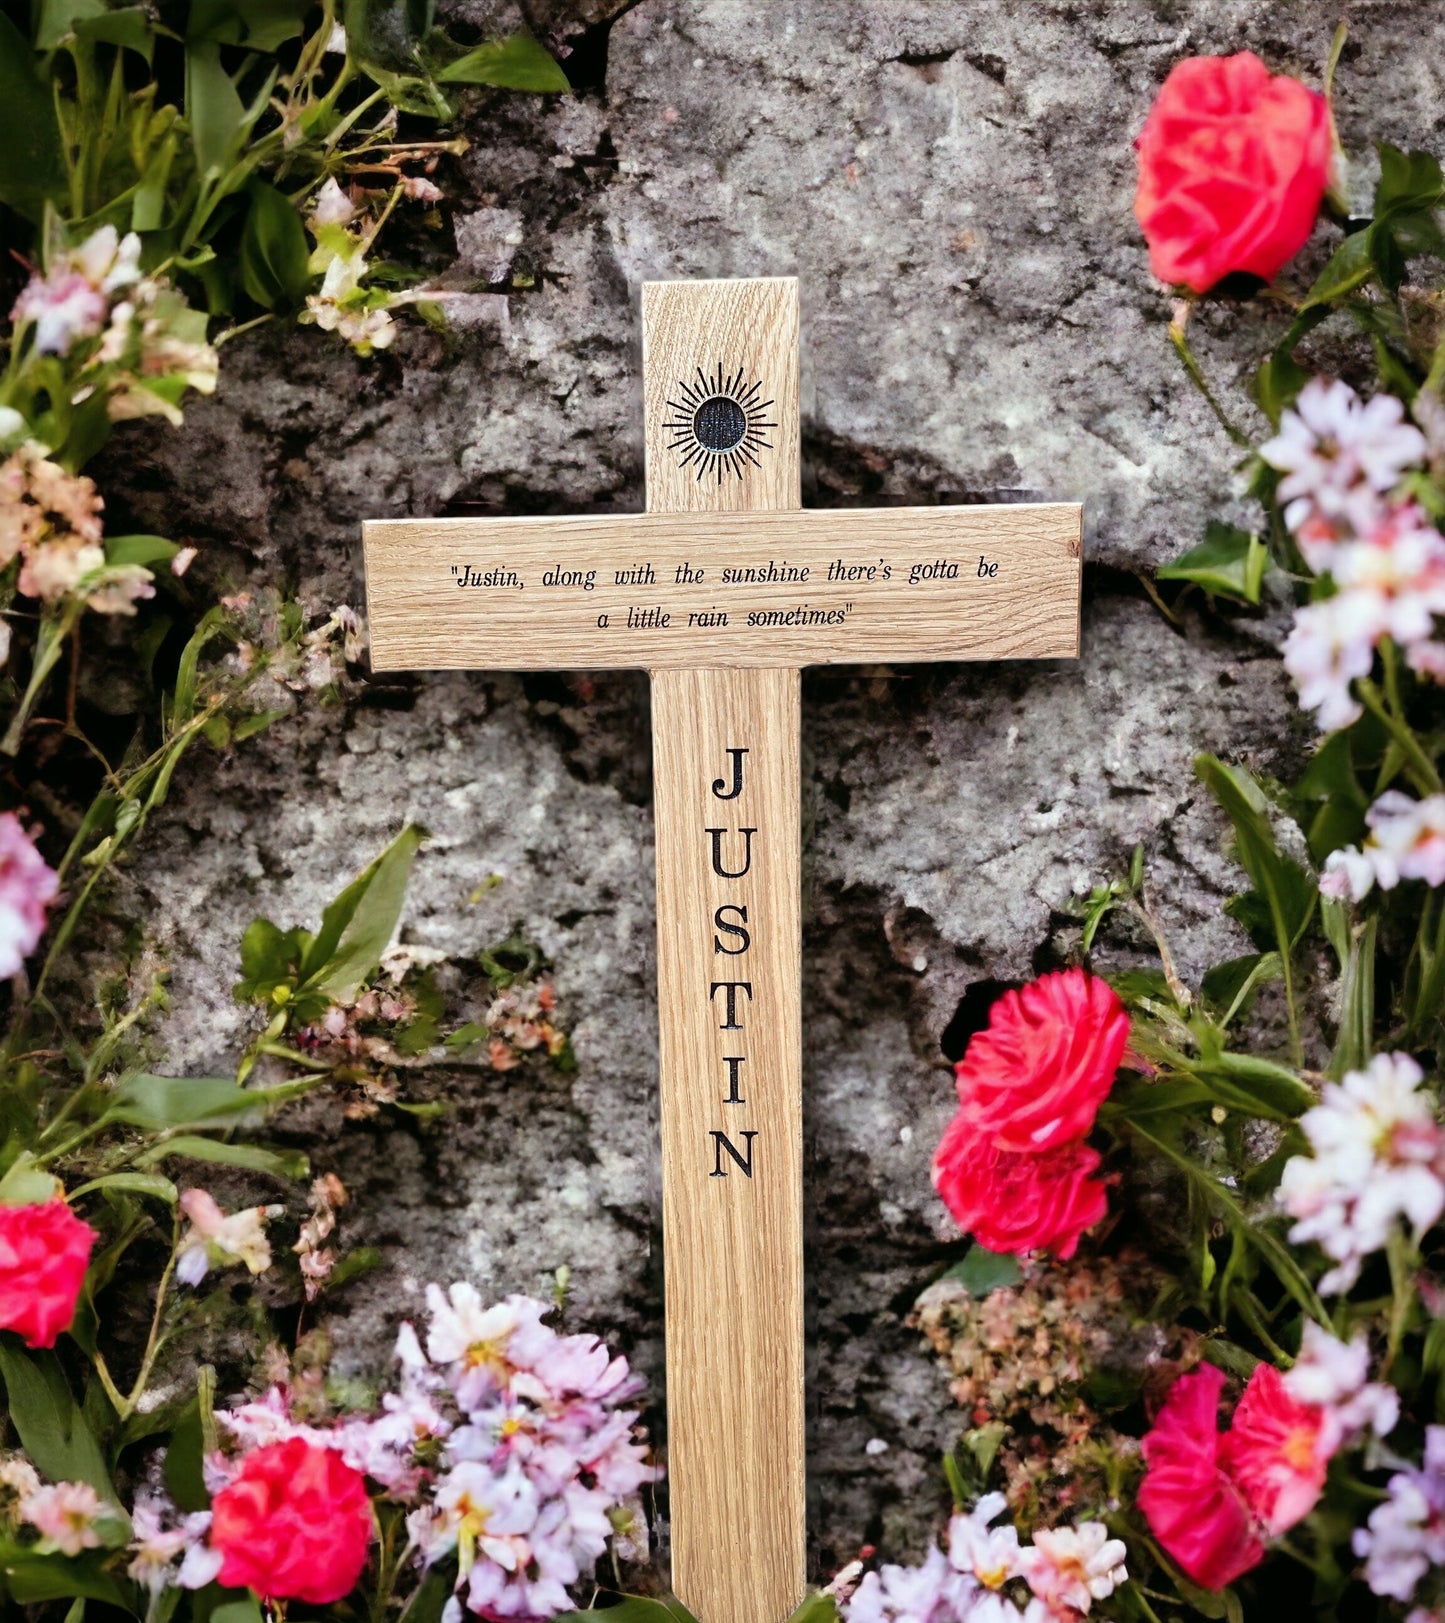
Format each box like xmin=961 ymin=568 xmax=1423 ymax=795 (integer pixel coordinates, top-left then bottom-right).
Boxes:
xmin=362 ymin=278 xmax=1081 ymax=1623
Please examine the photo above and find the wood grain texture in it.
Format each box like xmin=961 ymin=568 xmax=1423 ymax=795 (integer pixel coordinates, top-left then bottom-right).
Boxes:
xmin=645 ymin=277 xmax=805 ymax=1623
xmin=642 ymin=277 xmax=800 ymax=513
xmin=652 ymin=666 xmax=804 ymax=1623
xmin=361 ymin=503 xmax=1082 ymax=672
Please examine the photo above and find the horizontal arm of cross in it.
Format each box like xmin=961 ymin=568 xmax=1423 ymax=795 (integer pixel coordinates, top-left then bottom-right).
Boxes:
xmin=363 ymin=502 xmax=1081 ymax=671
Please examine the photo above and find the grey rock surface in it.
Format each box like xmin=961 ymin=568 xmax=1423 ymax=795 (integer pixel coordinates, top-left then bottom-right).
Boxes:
xmin=88 ymin=0 xmax=1435 ymax=1579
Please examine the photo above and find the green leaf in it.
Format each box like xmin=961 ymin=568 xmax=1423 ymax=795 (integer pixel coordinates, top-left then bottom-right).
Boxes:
xmin=186 ymin=39 xmax=247 ymax=175
xmin=105 ymin=534 xmax=178 ymax=569
xmin=1195 ymin=1050 xmax=1315 ymax=1118
xmin=942 ymin=1244 xmax=1022 ymax=1296
xmin=234 ymin=917 xmax=307 ymax=1002
xmin=1253 ymin=347 xmax=1310 ymax=428
xmin=436 ymin=33 xmax=569 ymax=91
xmin=74 ymin=5 xmax=155 ymax=59
xmin=786 ymin=1596 xmax=841 ymax=1623
xmin=211 ymin=1600 xmax=264 ymax=1623
xmin=554 ymin=1602 xmax=699 ymax=1623
xmin=133 ymin=1136 xmax=308 ymax=1179
xmin=1301 ymin=228 xmax=1375 ymax=309
xmin=298 ymin=825 xmax=425 ymax=1002
xmin=163 ymin=1369 xmax=213 ymax=1513
xmin=0 ymin=1549 xmax=131 ymax=1606
xmin=1201 ymin=954 xmax=1281 ymax=1019
xmin=239 ymin=181 xmax=312 ymax=309
xmin=1375 ymin=144 xmax=1444 ymax=218
xmin=0 ymin=1152 xmax=61 ymax=1206
xmin=189 ymin=0 xmax=309 ymax=50
xmin=0 ymin=1343 xmax=114 ymax=1497
xmin=68 ymin=1172 xmax=177 ymax=1204
xmin=1196 ymin=755 xmax=1317 ymax=970
xmin=1157 ymin=523 xmax=1267 ymax=604
xmin=0 ymin=11 xmax=66 ymax=222
xmin=326 ymin=1246 xmax=384 ymax=1292
xmin=34 ymin=0 xmax=108 ymax=49
xmin=106 ymin=1072 xmax=315 ymax=1130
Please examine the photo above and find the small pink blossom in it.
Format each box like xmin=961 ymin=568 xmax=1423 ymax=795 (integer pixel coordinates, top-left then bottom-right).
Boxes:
xmin=0 ymin=814 xmax=58 ymax=978
xmin=21 ymin=1480 xmax=107 ymax=1555
xmin=1021 ymin=1521 xmax=1129 ymax=1614
xmin=11 ymin=226 xmax=142 ymax=355
xmin=177 ymin=1189 xmax=281 ymax=1285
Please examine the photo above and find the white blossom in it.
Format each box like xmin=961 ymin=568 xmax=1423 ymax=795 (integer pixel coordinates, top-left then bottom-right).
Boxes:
xmin=1283 ymin=1323 xmax=1399 ymax=1446
xmin=1320 ymin=791 xmax=1445 ymax=901
xmin=1280 ymin=1053 xmax=1445 ymax=1292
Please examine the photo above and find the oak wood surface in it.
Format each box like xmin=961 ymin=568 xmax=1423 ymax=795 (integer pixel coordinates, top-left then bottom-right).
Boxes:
xmin=361 ymin=503 xmax=1082 ymax=672
xmin=642 ymin=277 xmax=801 ymax=513
xmin=644 ymin=276 xmax=806 ymax=1623
xmin=652 ymin=666 xmax=805 ymax=1623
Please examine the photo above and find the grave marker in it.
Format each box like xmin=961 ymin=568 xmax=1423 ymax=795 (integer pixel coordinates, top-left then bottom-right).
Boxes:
xmin=363 ymin=277 xmax=1081 ymax=1623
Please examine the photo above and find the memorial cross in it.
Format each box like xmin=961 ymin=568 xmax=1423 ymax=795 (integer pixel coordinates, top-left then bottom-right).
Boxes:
xmin=362 ymin=277 xmax=1081 ymax=1623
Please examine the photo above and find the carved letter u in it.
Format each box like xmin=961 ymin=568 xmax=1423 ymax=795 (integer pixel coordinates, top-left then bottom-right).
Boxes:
xmin=706 ymin=827 xmax=757 ymax=879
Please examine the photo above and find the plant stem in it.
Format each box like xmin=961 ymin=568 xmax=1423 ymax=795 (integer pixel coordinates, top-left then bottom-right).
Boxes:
xmin=1357 ymin=678 xmax=1443 ymax=795
xmin=1170 ymin=322 xmax=1253 ymax=448
xmin=122 ymin=1233 xmax=179 ymax=1418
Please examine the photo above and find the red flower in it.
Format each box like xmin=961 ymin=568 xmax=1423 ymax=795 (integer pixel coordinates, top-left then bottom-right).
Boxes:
xmin=933 ymin=1119 xmax=1108 ymax=1260
xmin=0 ymin=1199 xmax=96 ymax=1349
xmin=1221 ymin=1363 xmax=1331 ymax=1536
xmin=1139 ymin=1363 xmax=1332 ymax=1590
xmin=1134 ymin=52 xmax=1332 ymax=294
xmin=953 ymin=967 xmax=1129 ymax=1152
xmin=210 ymin=1438 xmax=372 ymax=1603
xmin=1139 ymin=1366 xmax=1263 ymax=1589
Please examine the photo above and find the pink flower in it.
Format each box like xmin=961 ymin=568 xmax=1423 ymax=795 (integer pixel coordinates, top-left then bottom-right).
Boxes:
xmin=1139 ymin=1365 xmax=1265 ymax=1589
xmin=0 ymin=815 xmax=58 ymax=978
xmin=21 ymin=1480 xmax=107 ymax=1554
xmin=1134 ymin=53 xmax=1331 ymax=294
xmin=1221 ymin=1364 xmax=1331 ymax=1536
xmin=1140 ymin=1362 xmax=1333 ymax=1590
xmin=209 ymin=1437 xmax=373 ymax=1603
xmin=0 ymin=1198 xmax=95 ymax=1347
xmin=951 ymin=968 xmax=1130 ymax=1152
xmin=933 ymin=1123 xmax=1108 ymax=1260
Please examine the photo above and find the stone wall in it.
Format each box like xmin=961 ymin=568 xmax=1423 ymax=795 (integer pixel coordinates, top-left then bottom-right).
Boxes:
xmin=90 ymin=0 xmax=1445 ymax=1577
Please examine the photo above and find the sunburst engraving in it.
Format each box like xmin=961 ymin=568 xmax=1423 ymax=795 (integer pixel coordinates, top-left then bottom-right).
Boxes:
xmin=663 ymin=363 xmax=778 ymax=484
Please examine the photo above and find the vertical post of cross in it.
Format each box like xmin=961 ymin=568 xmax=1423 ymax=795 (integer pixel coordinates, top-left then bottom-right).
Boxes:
xmin=644 ymin=278 xmax=806 ymax=1623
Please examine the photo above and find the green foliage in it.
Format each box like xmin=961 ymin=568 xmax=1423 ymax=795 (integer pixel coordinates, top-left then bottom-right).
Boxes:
xmin=1157 ymin=523 xmax=1268 ymax=604
xmin=940 ymin=1243 xmax=1024 ymax=1296
xmin=0 ymin=1342 xmax=114 ymax=1497
xmin=233 ymin=824 xmax=425 ymax=1024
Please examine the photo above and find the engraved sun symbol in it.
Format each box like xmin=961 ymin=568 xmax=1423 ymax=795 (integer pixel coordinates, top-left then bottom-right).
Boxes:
xmin=664 ymin=364 xmax=778 ymax=483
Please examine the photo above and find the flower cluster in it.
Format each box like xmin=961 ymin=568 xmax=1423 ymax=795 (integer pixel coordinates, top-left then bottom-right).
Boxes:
xmin=1261 ymin=378 xmax=1445 ymax=730
xmin=0 ymin=441 xmax=152 ymax=614
xmin=1279 ymin=1052 xmax=1445 ymax=1293
xmin=914 ymin=1252 xmax=1166 ymax=1524
xmin=8 ymin=224 xmax=217 ymax=423
xmin=406 ymin=1284 xmax=655 ymax=1619
xmin=840 ymin=1494 xmax=1126 ymax=1621
xmin=1355 ymin=1425 xmax=1445 ymax=1607
xmin=11 ymin=226 xmax=142 ymax=356
xmin=115 ymin=1285 xmax=658 ymax=1617
xmin=478 ymin=978 xmax=569 ymax=1072
xmin=932 ymin=970 xmax=1128 ymax=1259
xmin=1140 ymin=1337 xmax=1396 ymax=1591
